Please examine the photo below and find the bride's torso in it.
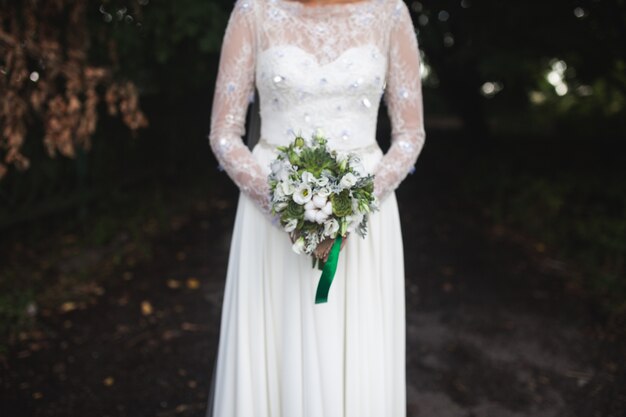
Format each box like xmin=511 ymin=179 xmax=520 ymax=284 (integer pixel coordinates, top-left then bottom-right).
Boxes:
xmin=246 ymin=0 xmax=401 ymax=151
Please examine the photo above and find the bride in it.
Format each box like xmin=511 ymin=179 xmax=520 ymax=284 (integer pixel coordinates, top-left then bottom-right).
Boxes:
xmin=206 ymin=0 xmax=425 ymax=415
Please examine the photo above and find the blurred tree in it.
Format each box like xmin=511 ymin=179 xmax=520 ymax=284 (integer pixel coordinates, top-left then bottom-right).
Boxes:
xmin=2 ymin=0 xmax=625 ymax=224
xmin=93 ymin=0 xmax=231 ymax=95
xmin=413 ymin=0 xmax=626 ymax=139
xmin=0 ymin=0 xmax=149 ymax=180
xmin=0 ymin=0 xmax=235 ymax=225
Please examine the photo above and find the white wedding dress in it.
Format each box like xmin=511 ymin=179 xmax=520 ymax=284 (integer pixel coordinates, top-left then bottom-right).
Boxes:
xmin=206 ymin=0 xmax=425 ymax=415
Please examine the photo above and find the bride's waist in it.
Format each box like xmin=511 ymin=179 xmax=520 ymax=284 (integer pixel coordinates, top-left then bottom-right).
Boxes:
xmin=256 ymin=136 xmax=382 ymax=154
xmin=253 ymin=137 xmax=383 ymax=175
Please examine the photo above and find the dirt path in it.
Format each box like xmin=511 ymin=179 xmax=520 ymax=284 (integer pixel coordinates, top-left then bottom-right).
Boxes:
xmin=1 ymin=136 xmax=624 ymax=416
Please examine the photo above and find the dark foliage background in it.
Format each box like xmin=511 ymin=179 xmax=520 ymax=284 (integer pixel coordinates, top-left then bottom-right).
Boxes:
xmin=1 ymin=0 xmax=625 ymax=415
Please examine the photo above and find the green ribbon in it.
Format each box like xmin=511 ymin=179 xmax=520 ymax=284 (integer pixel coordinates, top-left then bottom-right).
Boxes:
xmin=314 ymin=235 xmax=343 ymax=304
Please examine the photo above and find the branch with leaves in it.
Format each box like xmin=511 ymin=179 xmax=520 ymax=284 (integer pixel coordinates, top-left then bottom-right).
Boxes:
xmin=0 ymin=0 xmax=148 ymax=179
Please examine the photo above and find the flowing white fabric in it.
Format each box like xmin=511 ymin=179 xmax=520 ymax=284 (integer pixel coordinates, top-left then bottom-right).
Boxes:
xmin=206 ymin=0 xmax=426 ymax=415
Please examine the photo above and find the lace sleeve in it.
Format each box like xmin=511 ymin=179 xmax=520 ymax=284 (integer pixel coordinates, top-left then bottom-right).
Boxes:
xmin=374 ymin=0 xmax=426 ymax=203
xmin=208 ymin=0 xmax=271 ymax=215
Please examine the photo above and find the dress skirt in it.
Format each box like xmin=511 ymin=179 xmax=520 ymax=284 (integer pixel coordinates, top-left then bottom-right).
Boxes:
xmin=207 ymin=142 xmax=407 ymax=417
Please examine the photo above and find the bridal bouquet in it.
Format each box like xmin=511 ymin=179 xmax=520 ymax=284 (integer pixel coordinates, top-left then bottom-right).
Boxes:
xmin=268 ymin=131 xmax=378 ymax=303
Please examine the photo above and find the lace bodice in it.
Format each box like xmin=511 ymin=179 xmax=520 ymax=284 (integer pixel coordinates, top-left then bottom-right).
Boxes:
xmin=208 ymin=0 xmax=426 ymax=216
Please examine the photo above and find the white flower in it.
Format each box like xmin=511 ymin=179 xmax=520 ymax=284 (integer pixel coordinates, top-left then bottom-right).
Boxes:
xmin=339 ymin=173 xmax=358 ymax=189
xmin=283 ymin=219 xmax=298 ymax=232
xmin=316 ymin=187 xmax=331 ymax=198
xmin=293 ymin=184 xmax=313 ymax=205
xmin=312 ymin=194 xmax=327 ymax=208
xmin=280 ymin=181 xmax=295 ymax=196
xmin=292 ymin=236 xmax=306 ymax=254
xmin=315 ymin=210 xmax=328 ymax=224
xmin=301 ymin=171 xmax=316 ymax=185
xmin=346 ymin=212 xmax=364 ymax=233
xmin=323 ymin=218 xmax=339 ymax=237
xmin=335 ymin=150 xmax=348 ymax=162
xmin=335 ymin=151 xmax=349 ymax=170
xmin=274 ymin=201 xmax=288 ymax=212
xmin=352 ymin=196 xmax=366 ymax=214
xmin=316 ymin=176 xmax=330 ymax=187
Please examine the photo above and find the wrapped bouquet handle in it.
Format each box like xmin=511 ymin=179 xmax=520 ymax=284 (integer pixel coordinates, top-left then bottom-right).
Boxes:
xmin=314 ymin=235 xmax=343 ymax=304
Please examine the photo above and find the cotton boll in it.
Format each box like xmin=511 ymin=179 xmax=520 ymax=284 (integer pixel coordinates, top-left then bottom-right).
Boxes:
xmin=305 ymin=209 xmax=318 ymax=222
xmin=312 ymin=194 xmax=327 ymax=208
xmin=315 ymin=210 xmax=328 ymax=224
xmin=305 ymin=200 xmax=316 ymax=211
xmin=322 ymin=201 xmax=333 ymax=216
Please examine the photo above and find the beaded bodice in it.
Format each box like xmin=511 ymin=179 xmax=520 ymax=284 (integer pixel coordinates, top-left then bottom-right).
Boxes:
xmin=209 ymin=0 xmax=426 ymax=216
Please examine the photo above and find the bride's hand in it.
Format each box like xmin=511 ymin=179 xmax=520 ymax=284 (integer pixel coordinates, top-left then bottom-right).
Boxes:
xmin=290 ymin=232 xmax=349 ymax=262
xmin=314 ymin=234 xmax=348 ymax=263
